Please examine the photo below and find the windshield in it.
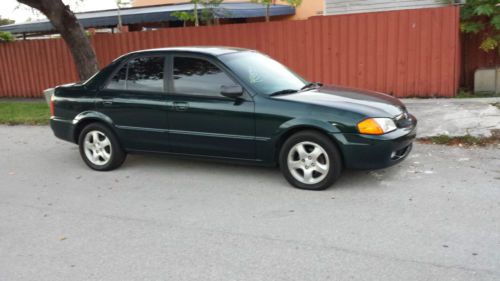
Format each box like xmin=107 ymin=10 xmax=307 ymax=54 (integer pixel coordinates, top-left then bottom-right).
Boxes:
xmin=219 ymin=51 xmax=307 ymax=95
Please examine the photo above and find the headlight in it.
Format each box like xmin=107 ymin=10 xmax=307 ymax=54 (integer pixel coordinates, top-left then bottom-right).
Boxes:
xmin=357 ymin=118 xmax=397 ymax=135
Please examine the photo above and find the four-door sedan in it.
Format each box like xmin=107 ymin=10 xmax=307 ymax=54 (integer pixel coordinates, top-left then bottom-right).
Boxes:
xmin=49 ymin=47 xmax=416 ymax=190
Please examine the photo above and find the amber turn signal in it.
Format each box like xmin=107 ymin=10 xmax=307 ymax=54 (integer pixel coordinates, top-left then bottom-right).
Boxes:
xmin=357 ymin=118 xmax=397 ymax=135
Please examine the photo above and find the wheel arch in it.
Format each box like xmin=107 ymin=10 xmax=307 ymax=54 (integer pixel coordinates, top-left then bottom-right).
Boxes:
xmin=72 ymin=111 xmax=115 ymax=143
xmin=273 ymin=123 xmax=345 ymax=167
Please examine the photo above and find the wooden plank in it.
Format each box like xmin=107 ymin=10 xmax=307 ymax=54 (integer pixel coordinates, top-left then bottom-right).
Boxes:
xmin=396 ymin=10 xmax=410 ymax=97
xmin=385 ymin=11 xmax=398 ymax=96
xmin=0 ymin=45 xmax=11 ymax=96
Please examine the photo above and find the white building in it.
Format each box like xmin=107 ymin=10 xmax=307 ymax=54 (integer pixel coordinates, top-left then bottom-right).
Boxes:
xmin=324 ymin=0 xmax=450 ymax=15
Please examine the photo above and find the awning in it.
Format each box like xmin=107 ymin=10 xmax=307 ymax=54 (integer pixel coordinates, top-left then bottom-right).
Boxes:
xmin=0 ymin=2 xmax=295 ymax=34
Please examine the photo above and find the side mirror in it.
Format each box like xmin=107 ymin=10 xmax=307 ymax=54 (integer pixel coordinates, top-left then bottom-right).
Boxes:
xmin=221 ymin=85 xmax=243 ymax=99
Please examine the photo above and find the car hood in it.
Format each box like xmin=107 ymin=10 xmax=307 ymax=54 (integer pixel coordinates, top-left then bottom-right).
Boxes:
xmin=273 ymin=85 xmax=405 ymax=118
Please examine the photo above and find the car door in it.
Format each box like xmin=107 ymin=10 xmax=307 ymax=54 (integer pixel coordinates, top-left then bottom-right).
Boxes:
xmin=96 ymin=54 xmax=169 ymax=152
xmin=166 ymin=54 xmax=255 ymax=160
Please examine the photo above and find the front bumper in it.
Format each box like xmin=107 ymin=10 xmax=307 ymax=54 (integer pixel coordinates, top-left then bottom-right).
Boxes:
xmin=334 ymin=117 xmax=417 ymax=170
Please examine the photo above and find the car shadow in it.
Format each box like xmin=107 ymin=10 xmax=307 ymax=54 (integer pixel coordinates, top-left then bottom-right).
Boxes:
xmin=120 ymin=153 xmax=395 ymax=191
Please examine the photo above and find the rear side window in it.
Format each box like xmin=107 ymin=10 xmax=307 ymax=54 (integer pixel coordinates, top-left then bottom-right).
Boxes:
xmin=127 ymin=57 xmax=164 ymax=92
xmin=107 ymin=65 xmax=127 ymax=90
xmin=106 ymin=56 xmax=165 ymax=92
xmin=173 ymin=57 xmax=234 ymax=97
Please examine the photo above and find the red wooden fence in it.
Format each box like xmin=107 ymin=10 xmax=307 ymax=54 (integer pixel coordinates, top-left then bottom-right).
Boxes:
xmin=0 ymin=6 xmax=460 ymax=98
xmin=461 ymin=32 xmax=499 ymax=90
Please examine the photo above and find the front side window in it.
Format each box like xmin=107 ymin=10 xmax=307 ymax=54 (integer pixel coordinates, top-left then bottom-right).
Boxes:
xmin=106 ymin=56 xmax=165 ymax=92
xmin=219 ymin=51 xmax=306 ymax=95
xmin=173 ymin=57 xmax=235 ymax=97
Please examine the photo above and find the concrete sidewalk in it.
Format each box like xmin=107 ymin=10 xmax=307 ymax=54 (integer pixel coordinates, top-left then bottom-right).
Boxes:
xmin=403 ymin=98 xmax=500 ymax=137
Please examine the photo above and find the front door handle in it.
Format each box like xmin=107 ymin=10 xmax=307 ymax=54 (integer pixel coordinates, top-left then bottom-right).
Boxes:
xmin=173 ymin=101 xmax=189 ymax=111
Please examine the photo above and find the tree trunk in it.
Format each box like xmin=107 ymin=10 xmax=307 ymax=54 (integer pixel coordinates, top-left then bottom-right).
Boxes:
xmin=18 ymin=0 xmax=100 ymax=81
xmin=265 ymin=3 xmax=270 ymax=22
xmin=117 ymin=6 xmax=123 ymax=33
xmin=193 ymin=1 xmax=199 ymax=27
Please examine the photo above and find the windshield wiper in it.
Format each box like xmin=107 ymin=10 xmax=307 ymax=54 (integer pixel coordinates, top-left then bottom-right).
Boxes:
xmin=269 ymin=82 xmax=323 ymax=96
xmin=269 ymin=89 xmax=299 ymax=96
xmin=300 ymin=82 xmax=323 ymax=91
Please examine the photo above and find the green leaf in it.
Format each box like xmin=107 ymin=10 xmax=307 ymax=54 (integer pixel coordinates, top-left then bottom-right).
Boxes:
xmin=491 ymin=15 xmax=500 ymax=30
xmin=171 ymin=11 xmax=195 ymax=22
xmin=460 ymin=21 xmax=485 ymax=33
xmin=474 ymin=4 xmax=495 ymax=16
xmin=286 ymin=0 xmax=302 ymax=7
xmin=0 ymin=31 xmax=15 ymax=42
xmin=460 ymin=5 xmax=475 ymax=20
xmin=0 ymin=17 xmax=15 ymax=26
xmin=251 ymin=0 xmax=273 ymax=4
xmin=479 ymin=37 xmax=498 ymax=52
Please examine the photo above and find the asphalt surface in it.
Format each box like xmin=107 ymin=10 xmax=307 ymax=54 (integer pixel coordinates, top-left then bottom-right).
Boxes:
xmin=1 ymin=125 xmax=499 ymax=281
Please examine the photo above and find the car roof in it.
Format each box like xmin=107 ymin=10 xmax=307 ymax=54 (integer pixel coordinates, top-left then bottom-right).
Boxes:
xmin=129 ymin=46 xmax=251 ymax=57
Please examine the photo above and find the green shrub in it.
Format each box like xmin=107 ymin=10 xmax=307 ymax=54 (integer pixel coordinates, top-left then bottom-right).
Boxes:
xmin=460 ymin=0 xmax=500 ymax=52
xmin=0 ymin=31 xmax=15 ymax=43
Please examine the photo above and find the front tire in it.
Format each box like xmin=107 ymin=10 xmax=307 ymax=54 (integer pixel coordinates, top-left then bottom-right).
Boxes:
xmin=279 ymin=130 xmax=342 ymax=190
xmin=78 ymin=123 xmax=126 ymax=171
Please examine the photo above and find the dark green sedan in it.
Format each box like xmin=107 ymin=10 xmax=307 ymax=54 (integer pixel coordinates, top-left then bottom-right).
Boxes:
xmin=49 ymin=47 xmax=417 ymax=190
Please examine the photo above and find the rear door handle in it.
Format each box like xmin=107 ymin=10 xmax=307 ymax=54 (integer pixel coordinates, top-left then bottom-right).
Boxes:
xmin=173 ymin=101 xmax=189 ymax=111
xmin=102 ymin=98 xmax=113 ymax=106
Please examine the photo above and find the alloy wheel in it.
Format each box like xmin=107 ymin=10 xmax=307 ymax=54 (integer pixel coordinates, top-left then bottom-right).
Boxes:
xmin=83 ymin=130 xmax=112 ymax=166
xmin=287 ymin=141 xmax=330 ymax=185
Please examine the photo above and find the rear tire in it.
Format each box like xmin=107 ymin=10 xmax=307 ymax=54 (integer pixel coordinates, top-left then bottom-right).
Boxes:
xmin=78 ymin=123 xmax=126 ymax=171
xmin=279 ymin=130 xmax=342 ymax=190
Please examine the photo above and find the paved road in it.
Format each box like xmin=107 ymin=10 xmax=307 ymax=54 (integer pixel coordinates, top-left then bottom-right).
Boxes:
xmin=1 ymin=126 xmax=499 ymax=281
